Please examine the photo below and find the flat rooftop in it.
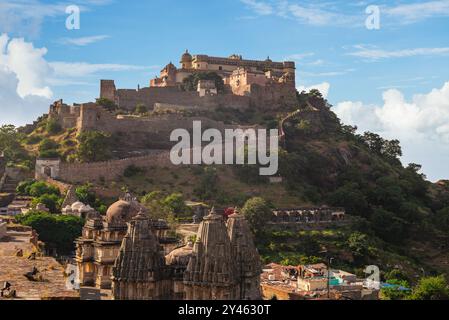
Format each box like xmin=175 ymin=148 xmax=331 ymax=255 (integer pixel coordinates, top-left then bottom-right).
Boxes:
xmin=0 ymin=231 xmax=79 ymax=300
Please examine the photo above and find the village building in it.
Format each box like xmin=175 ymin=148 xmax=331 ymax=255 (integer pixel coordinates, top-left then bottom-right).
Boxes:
xmin=261 ymin=263 xmax=379 ymax=300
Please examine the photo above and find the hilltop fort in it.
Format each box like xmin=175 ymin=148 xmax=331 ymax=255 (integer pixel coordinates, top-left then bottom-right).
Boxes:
xmin=49 ymin=51 xmax=297 ymax=132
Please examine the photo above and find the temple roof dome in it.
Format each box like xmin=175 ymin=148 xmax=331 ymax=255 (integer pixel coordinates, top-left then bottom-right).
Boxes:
xmin=165 ymin=242 xmax=194 ymax=266
xmin=106 ymin=199 xmax=143 ymax=224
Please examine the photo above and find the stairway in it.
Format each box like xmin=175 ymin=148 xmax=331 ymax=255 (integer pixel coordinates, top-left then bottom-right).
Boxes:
xmin=1 ymin=176 xmax=19 ymax=194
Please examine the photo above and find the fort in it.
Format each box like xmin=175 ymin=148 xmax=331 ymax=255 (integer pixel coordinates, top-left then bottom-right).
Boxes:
xmin=49 ymin=51 xmax=297 ymax=132
xmin=36 ymin=52 xmax=299 ymax=184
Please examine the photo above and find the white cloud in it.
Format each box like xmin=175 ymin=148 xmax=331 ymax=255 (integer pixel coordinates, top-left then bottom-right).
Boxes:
xmin=297 ymin=82 xmax=330 ymax=99
xmin=59 ymin=35 xmax=110 ymax=46
xmin=0 ymin=33 xmax=52 ymax=98
xmin=0 ymin=0 xmax=112 ymax=36
xmin=385 ymin=0 xmax=449 ymax=23
xmin=284 ymin=53 xmax=315 ymax=61
xmin=333 ymin=82 xmax=449 ymax=181
xmin=0 ymin=33 xmax=153 ymax=126
xmin=239 ymin=0 xmax=449 ymax=27
xmin=240 ymin=0 xmax=273 ymax=15
xmin=348 ymin=45 xmax=449 ymax=60
xmin=49 ymin=62 xmax=156 ymax=78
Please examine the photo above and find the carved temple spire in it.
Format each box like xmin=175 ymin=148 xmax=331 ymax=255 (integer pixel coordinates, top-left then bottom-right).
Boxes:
xmin=183 ymin=208 xmax=236 ymax=300
xmin=226 ymin=207 xmax=262 ymax=300
xmin=112 ymin=209 xmax=167 ymax=300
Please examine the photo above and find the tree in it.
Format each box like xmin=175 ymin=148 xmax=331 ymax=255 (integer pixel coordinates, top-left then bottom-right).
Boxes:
xmin=31 ymin=193 xmax=62 ymax=213
xmin=16 ymin=212 xmax=84 ymax=254
xmin=38 ymin=138 xmax=60 ymax=158
xmin=0 ymin=125 xmax=29 ymax=164
xmin=327 ymin=183 xmax=370 ymax=217
xmin=135 ymin=104 xmax=148 ymax=114
xmin=380 ymin=279 xmax=411 ymax=300
xmin=76 ymin=131 xmax=112 ymax=162
xmin=162 ymin=193 xmax=192 ymax=218
xmin=347 ymin=232 xmax=371 ymax=259
xmin=410 ymin=276 xmax=449 ymax=300
xmin=96 ymin=98 xmax=117 ymax=112
xmin=181 ymin=72 xmax=225 ymax=93
xmin=241 ymin=197 xmax=273 ymax=234
xmin=45 ymin=119 xmax=62 ymax=135
xmin=27 ymin=181 xmax=60 ymax=197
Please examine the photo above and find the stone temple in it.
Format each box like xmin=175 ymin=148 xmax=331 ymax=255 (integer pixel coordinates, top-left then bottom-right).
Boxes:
xmin=75 ymin=198 xmax=262 ymax=300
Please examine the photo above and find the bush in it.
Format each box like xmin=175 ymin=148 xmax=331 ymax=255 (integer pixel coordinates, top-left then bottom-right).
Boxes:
xmin=241 ymin=197 xmax=273 ymax=234
xmin=181 ymin=72 xmax=225 ymax=93
xmin=46 ymin=119 xmax=62 ymax=135
xmin=410 ymin=276 xmax=449 ymax=300
xmin=17 ymin=180 xmax=60 ymax=197
xmin=31 ymin=193 xmax=62 ymax=213
xmin=16 ymin=212 xmax=84 ymax=254
xmin=96 ymin=98 xmax=118 ymax=112
xmin=76 ymin=131 xmax=112 ymax=162
xmin=135 ymin=104 xmax=148 ymax=114
xmin=124 ymin=165 xmax=144 ymax=178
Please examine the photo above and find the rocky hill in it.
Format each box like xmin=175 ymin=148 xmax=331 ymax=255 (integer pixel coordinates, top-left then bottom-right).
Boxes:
xmin=4 ymin=89 xmax=449 ymax=284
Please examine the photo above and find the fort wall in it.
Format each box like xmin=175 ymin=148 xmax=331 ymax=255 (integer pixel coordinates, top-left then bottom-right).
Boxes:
xmin=58 ymin=152 xmax=172 ymax=183
xmin=112 ymin=86 xmax=251 ymax=111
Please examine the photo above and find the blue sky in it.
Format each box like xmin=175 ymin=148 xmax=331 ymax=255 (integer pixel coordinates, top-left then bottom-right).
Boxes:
xmin=1 ymin=0 xmax=449 ymax=181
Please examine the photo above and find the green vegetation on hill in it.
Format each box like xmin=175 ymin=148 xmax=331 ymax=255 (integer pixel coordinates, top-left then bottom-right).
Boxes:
xmin=16 ymin=180 xmax=64 ymax=213
xmin=16 ymin=211 xmax=84 ymax=254
xmin=9 ymin=89 xmax=449 ymax=286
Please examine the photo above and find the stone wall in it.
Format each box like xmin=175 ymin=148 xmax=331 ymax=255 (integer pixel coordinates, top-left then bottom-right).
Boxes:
xmin=114 ymin=86 xmax=251 ymax=111
xmin=0 ymin=222 xmax=7 ymax=239
xmin=58 ymin=151 xmax=172 ymax=183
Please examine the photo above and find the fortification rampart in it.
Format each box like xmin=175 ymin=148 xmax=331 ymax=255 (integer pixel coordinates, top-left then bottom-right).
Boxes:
xmin=58 ymin=152 xmax=172 ymax=183
xmin=113 ymin=86 xmax=251 ymax=111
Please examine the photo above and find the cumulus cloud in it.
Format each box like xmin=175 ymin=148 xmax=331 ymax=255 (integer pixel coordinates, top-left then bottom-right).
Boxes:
xmin=0 ymin=33 xmax=151 ymax=126
xmin=0 ymin=33 xmax=53 ymax=126
xmin=297 ymin=82 xmax=330 ymax=99
xmin=333 ymin=82 xmax=449 ymax=181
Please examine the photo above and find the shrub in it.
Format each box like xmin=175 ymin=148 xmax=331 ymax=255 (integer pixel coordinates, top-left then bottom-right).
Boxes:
xmin=135 ymin=104 xmax=148 ymax=114
xmin=76 ymin=131 xmax=112 ymax=162
xmin=241 ymin=197 xmax=273 ymax=234
xmin=45 ymin=119 xmax=62 ymax=135
xmin=16 ymin=212 xmax=84 ymax=254
xmin=124 ymin=165 xmax=144 ymax=178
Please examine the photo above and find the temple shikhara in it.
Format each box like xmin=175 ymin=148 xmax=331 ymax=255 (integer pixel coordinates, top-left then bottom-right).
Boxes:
xmin=74 ymin=195 xmax=262 ymax=300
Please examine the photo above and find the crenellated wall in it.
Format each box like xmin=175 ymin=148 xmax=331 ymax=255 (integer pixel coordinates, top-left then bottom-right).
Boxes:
xmin=58 ymin=151 xmax=172 ymax=183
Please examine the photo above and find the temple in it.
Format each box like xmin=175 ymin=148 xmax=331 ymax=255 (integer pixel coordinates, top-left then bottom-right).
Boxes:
xmin=75 ymin=199 xmax=262 ymax=300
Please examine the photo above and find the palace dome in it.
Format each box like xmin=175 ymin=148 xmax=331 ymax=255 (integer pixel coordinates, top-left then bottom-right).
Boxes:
xmin=165 ymin=242 xmax=194 ymax=266
xmin=106 ymin=199 xmax=143 ymax=224
xmin=181 ymin=50 xmax=192 ymax=63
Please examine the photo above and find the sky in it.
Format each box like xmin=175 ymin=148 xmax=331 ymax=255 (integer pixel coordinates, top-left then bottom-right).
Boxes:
xmin=0 ymin=0 xmax=448 ymax=181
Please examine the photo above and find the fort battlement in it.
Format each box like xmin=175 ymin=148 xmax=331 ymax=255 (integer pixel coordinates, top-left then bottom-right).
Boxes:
xmin=36 ymin=151 xmax=173 ymax=184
